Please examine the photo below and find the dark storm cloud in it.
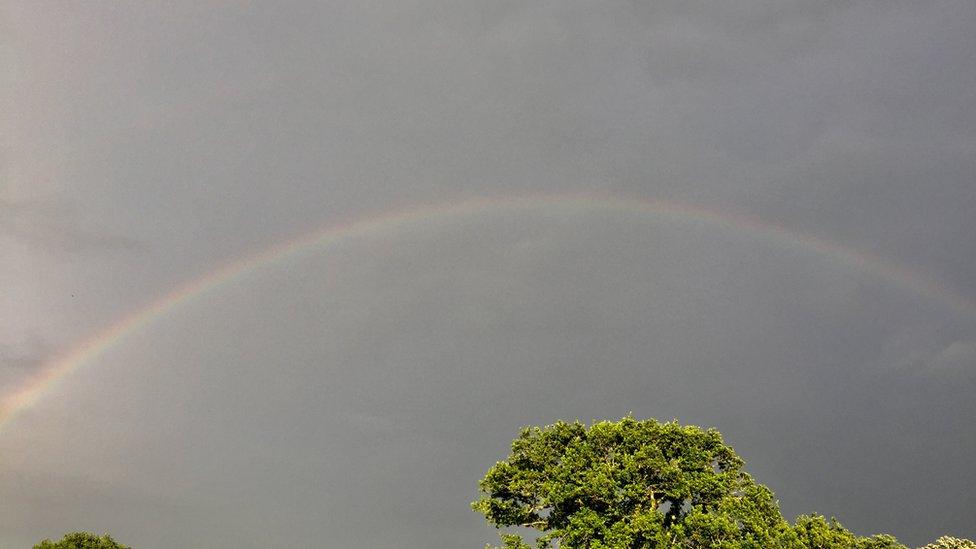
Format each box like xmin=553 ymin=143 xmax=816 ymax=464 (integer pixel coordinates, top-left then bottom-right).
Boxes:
xmin=1 ymin=1 xmax=974 ymax=548
xmin=0 ymin=468 xmax=204 ymax=548
xmin=0 ymin=340 xmax=47 ymax=391
xmin=0 ymin=198 xmax=143 ymax=253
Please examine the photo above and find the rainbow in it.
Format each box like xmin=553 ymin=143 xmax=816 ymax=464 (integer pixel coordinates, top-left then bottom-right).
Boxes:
xmin=2 ymin=194 xmax=972 ymax=431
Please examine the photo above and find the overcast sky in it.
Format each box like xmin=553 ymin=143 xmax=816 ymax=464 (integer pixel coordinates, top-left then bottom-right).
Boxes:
xmin=2 ymin=2 xmax=974 ymax=547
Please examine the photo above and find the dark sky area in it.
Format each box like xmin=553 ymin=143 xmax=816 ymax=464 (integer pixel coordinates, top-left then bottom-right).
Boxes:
xmin=1 ymin=2 xmax=974 ymax=547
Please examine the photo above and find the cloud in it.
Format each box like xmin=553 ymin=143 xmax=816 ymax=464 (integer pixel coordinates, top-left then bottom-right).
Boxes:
xmin=925 ymin=340 xmax=976 ymax=380
xmin=0 ymin=198 xmax=144 ymax=253
xmin=0 ymin=338 xmax=50 ymax=393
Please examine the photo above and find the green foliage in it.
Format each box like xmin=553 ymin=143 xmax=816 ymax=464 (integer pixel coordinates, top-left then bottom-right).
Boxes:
xmin=473 ymin=417 xmax=908 ymax=549
xmin=919 ymin=537 xmax=976 ymax=549
xmin=472 ymin=417 xmax=790 ymax=548
xmin=785 ymin=514 xmax=906 ymax=549
xmin=33 ymin=532 xmax=130 ymax=549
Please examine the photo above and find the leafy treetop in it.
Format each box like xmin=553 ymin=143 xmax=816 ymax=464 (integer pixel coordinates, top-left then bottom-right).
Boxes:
xmin=33 ymin=532 xmax=130 ymax=549
xmin=919 ymin=537 xmax=976 ymax=549
xmin=474 ymin=417 xmax=908 ymax=549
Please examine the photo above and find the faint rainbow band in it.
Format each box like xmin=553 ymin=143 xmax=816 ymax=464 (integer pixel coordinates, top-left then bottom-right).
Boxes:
xmin=2 ymin=193 xmax=972 ymax=430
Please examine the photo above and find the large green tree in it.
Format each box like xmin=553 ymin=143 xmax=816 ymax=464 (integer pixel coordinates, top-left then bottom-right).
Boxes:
xmin=473 ymin=417 xmax=788 ymax=548
xmin=474 ymin=417 xmax=906 ymax=549
xmin=33 ymin=532 xmax=129 ymax=549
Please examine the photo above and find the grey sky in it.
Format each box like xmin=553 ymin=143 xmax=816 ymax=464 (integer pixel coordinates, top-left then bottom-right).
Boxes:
xmin=2 ymin=2 xmax=974 ymax=547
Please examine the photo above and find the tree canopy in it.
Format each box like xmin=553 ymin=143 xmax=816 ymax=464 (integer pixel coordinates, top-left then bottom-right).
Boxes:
xmin=473 ymin=417 xmax=908 ymax=549
xmin=919 ymin=537 xmax=976 ymax=549
xmin=33 ymin=532 xmax=130 ymax=549
xmin=786 ymin=514 xmax=905 ymax=549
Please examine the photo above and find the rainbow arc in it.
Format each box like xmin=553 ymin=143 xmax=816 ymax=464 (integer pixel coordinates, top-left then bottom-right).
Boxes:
xmin=2 ymin=194 xmax=971 ymax=430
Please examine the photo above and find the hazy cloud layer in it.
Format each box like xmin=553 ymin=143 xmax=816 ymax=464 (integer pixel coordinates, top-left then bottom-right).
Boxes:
xmin=0 ymin=339 xmax=48 ymax=391
xmin=0 ymin=199 xmax=144 ymax=253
